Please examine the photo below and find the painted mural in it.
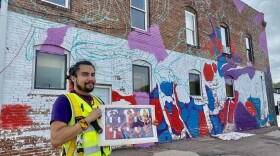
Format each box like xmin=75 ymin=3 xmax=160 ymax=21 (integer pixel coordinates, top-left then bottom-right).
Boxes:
xmin=0 ymin=0 xmax=275 ymax=154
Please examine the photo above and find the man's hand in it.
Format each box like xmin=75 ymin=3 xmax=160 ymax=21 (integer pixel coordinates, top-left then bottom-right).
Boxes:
xmin=85 ymin=108 xmax=102 ymax=123
xmin=152 ymin=119 xmax=158 ymax=126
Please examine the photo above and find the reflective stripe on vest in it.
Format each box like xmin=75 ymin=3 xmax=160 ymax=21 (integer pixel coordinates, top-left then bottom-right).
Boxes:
xmin=63 ymin=93 xmax=101 ymax=156
xmin=64 ymin=145 xmax=102 ymax=156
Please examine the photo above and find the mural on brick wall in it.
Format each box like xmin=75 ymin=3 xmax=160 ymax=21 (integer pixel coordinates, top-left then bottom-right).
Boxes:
xmin=0 ymin=0 xmax=274 ymax=154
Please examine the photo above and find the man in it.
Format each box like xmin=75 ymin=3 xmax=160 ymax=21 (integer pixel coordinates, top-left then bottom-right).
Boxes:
xmin=50 ymin=60 xmax=110 ymax=156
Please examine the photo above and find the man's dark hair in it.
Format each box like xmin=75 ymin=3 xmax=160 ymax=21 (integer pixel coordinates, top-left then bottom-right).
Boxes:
xmin=66 ymin=60 xmax=95 ymax=79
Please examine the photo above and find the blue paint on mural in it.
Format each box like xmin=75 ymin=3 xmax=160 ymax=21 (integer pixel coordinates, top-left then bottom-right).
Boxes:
xmin=160 ymin=81 xmax=174 ymax=96
xmin=164 ymin=101 xmax=173 ymax=115
xmin=217 ymin=55 xmax=227 ymax=77
xmin=248 ymin=96 xmax=275 ymax=127
xmin=210 ymin=115 xmax=223 ymax=135
xmin=206 ymin=85 xmax=215 ymax=111
xmin=205 ymin=85 xmax=223 ymax=134
xmin=157 ymin=117 xmax=172 ymax=143
xmin=179 ymin=98 xmax=204 ymax=137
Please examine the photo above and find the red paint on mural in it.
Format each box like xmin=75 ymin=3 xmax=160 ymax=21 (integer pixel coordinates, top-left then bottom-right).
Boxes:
xmin=227 ymin=91 xmax=239 ymax=123
xmin=112 ymin=91 xmax=137 ymax=105
xmin=150 ymin=98 xmax=162 ymax=126
xmin=212 ymin=63 xmax=217 ymax=73
xmin=0 ymin=104 xmax=32 ymax=130
xmin=171 ymin=105 xmax=183 ymax=135
xmin=173 ymin=84 xmax=181 ymax=114
xmin=201 ymin=40 xmax=214 ymax=57
xmin=164 ymin=106 xmax=183 ymax=135
xmin=219 ymin=102 xmax=228 ymax=125
xmin=199 ymin=111 xmax=209 ymax=136
xmin=228 ymin=101 xmax=237 ymax=123
xmin=215 ymin=36 xmax=222 ymax=54
xmin=203 ymin=63 xmax=217 ymax=82
xmin=245 ymin=100 xmax=257 ymax=116
xmin=208 ymin=40 xmax=215 ymax=57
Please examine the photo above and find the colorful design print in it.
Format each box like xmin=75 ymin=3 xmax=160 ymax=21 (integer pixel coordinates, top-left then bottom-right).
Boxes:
xmin=104 ymin=108 xmax=154 ymax=140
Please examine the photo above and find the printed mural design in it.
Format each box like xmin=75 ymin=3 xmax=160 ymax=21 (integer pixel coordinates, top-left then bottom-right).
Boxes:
xmin=0 ymin=0 xmax=275 ymax=154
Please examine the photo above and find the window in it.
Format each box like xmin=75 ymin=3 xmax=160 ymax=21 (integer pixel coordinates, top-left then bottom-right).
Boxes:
xmin=220 ymin=25 xmax=230 ymax=54
xmin=92 ymin=84 xmax=112 ymax=105
xmin=185 ymin=10 xmax=197 ymax=46
xmin=189 ymin=71 xmax=201 ymax=96
xmin=42 ymin=0 xmax=69 ymax=8
xmin=35 ymin=51 xmax=67 ymax=90
xmin=130 ymin=0 xmax=147 ymax=30
xmin=225 ymin=78 xmax=234 ymax=97
xmin=133 ymin=64 xmax=150 ymax=92
xmin=246 ymin=36 xmax=254 ymax=63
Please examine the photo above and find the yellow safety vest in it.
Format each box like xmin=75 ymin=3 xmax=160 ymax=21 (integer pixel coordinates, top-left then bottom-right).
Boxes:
xmin=62 ymin=93 xmax=111 ymax=156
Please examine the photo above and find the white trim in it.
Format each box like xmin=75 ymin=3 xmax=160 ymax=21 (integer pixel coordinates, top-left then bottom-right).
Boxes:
xmin=130 ymin=0 xmax=148 ymax=31
xmin=32 ymin=45 xmax=70 ymax=91
xmin=132 ymin=60 xmax=152 ymax=92
xmin=188 ymin=69 xmax=202 ymax=97
xmin=92 ymin=84 xmax=112 ymax=105
xmin=246 ymin=36 xmax=253 ymax=63
xmin=185 ymin=10 xmax=197 ymax=46
xmin=225 ymin=78 xmax=235 ymax=98
xmin=42 ymin=0 xmax=69 ymax=8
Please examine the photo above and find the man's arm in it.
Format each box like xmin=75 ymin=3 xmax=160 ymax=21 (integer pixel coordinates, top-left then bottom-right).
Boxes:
xmin=50 ymin=121 xmax=83 ymax=148
xmin=50 ymin=108 xmax=102 ymax=148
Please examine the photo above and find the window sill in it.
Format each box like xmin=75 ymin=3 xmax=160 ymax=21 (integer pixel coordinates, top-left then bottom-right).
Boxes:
xmin=131 ymin=27 xmax=151 ymax=36
xmin=37 ymin=0 xmax=70 ymax=11
xmin=29 ymin=89 xmax=67 ymax=97
xmin=191 ymin=95 xmax=202 ymax=100
xmin=187 ymin=44 xmax=200 ymax=49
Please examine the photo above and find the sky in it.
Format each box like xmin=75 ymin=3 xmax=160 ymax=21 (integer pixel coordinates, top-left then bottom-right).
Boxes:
xmin=242 ymin=0 xmax=280 ymax=83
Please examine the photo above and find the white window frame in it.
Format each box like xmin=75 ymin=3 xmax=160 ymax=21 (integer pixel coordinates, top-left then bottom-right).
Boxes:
xmin=92 ymin=84 xmax=112 ymax=105
xmin=221 ymin=25 xmax=231 ymax=54
xmin=246 ymin=36 xmax=254 ymax=63
xmin=42 ymin=0 xmax=70 ymax=8
xmin=132 ymin=60 xmax=152 ymax=92
xmin=33 ymin=46 xmax=69 ymax=91
xmin=225 ymin=77 xmax=235 ymax=98
xmin=130 ymin=0 xmax=148 ymax=31
xmin=185 ymin=10 xmax=197 ymax=46
xmin=189 ymin=69 xmax=202 ymax=97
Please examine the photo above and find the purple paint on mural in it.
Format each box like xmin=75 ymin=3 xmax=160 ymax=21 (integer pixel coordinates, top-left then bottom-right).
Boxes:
xmin=259 ymin=31 xmax=268 ymax=56
xmin=128 ymin=24 xmax=167 ymax=62
xmin=133 ymin=92 xmax=150 ymax=105
xmin=233 ymin=0 xmax=245 ymax=13
xmin=232 ymin=56 xmax=242 ymax=64
xmin=266 ymin=67 xmax=272 ymax=81
xmin=222 ymin=64 xmax=256 ymax=80
xmin=254 ymin=12 xmax=264 ymax=26
xmin=40 ymin=24 xmax=73 ymax=55
xmin=208 ymin=18 xmax=216 ymax=40
xmin=234 ymin=102 xmax=258 ymax=131
xmin=39 ymin=45 xmax=65 ymax=55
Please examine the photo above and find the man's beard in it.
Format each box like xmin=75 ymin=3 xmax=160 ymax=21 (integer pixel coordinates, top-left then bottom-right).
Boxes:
xmin=76 ymin=81 xmax=94 ymax=93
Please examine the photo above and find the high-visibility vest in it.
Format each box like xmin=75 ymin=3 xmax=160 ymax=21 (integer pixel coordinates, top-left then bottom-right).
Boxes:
xmin=62 ymin=93 xmax=111 ymax=156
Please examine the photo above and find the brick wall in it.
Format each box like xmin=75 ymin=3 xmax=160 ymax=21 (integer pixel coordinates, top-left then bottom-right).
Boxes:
xmin=0 ymin=0 xmax=274 ymax=155
xmin=7 ymin=0 xmax=268 ymax=71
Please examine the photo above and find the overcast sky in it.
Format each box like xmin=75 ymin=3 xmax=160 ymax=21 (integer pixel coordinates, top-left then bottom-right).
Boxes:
xmin=242 ymin=0 xmax=280 ymax=83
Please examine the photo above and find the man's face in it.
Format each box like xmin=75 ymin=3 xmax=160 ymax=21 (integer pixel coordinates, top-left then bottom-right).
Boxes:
xmin=72 ymin=64 xmax=96 ymax=94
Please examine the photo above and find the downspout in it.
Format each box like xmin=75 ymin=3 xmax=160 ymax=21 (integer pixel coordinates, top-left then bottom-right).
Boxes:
xmin=0 ymin=0 xmax=9 ymax=108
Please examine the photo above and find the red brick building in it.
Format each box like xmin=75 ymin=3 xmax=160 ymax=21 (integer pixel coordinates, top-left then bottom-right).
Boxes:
xmin=0 ymin=0 xmax=276 ymax=155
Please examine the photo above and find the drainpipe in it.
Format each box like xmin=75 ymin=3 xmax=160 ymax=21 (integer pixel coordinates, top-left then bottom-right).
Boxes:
xmin=0 ymin=0 xmax=9 ymax=108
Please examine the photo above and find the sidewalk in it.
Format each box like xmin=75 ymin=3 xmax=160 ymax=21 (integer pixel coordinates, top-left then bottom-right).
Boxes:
xmin=111 ymin=127 xmax=280 ymax=156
